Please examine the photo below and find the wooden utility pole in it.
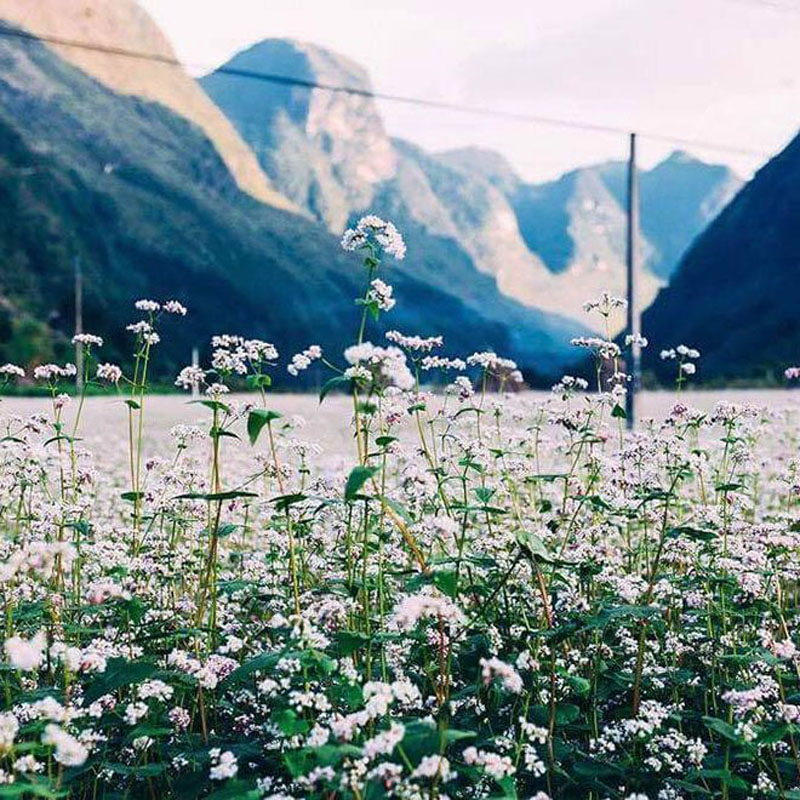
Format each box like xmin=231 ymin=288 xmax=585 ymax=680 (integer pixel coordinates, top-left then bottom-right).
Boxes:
xmin=191 ymin=346 xmax=200 ymax=399
xmin=625 ymin=133 xmax=641 ymax=430
xmin=74 ymin=256 xmax=84 ymax=391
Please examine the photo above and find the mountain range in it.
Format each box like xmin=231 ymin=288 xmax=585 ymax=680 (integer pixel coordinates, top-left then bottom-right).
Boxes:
xmin=201 ymin=38 xmax=741 ymax=328
xmin=2 ymin=0 xmax=790 ymax=386
xmin=643 ymin=130 xmax=800 ymax=383
xmin=0 ymin=9 xmax=584 ymax=383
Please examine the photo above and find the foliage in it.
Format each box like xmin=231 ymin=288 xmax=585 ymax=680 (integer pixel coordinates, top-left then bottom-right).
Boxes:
xmin=0 ymin=219 xmax=798 ymax=800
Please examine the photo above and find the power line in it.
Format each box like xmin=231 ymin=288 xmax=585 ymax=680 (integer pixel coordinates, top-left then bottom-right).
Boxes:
xmin=0 ymin=23 xmax=771 ymax=159
xmin=726 ymin=0 xmax=800 ymax=13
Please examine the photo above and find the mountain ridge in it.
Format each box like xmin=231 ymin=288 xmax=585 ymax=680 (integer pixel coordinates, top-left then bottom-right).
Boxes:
xmin=643 ymin=130 xmax=800 ymax=382
xmin=202 ymin=38 xmax=742 ymax=329
xmin=0 ymin=24 xmax=584 ymax=382
xmin=0 ymin=0 xmax=295 ymax=209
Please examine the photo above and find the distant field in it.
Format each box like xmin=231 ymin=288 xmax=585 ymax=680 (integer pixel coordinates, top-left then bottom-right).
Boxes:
xmin=3 ymin=387 xmax=797 ymax=465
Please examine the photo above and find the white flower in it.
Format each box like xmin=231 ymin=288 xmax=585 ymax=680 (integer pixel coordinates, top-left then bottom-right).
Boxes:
xmin=341 ymin=216 xmax=406 ymax=260
xmin=209 ymin=749 xmax=238 ymax=780
xmin=174 ymin=366 xmax=205 ymax=390
xmin=4 ymin=631 xmax=46 ymax=671
xmin=137 ymin=679 xmax=174 ymax=702
xmin=480 ymin=656 xmax=523 ymax=694
xmin=33 ymin=364 xmax=77 ymax=382
xmin=96 ymin=363 xmax=122 ymax=383
xmin=163 ymin=300 xmax=187 ymax=315
xmin=412 ymin=755 xmax=452 ymax=781
xmin=385 ymin=331 xmax=442 ymax=351
xmin=72 ymin=333 xmax=103 ymax=347
xmin=134 ymin=299 xmax=160 ymax=312
xmin=343 ymin=342 xmax=414 ymax=390
xmin=391 ymin=589 xmax=464 ymax=632
xmin=287 ymin=345 xmax=322 ymax=376
xmin=0 ymin=714 xmax=18 ymax=753
xmin=625 ymin=333 xmax=648 ymax=348
xmin=362 ymin=722 xmax=405 ymax=760
xmin=0 ymin=364 xmax=24 ymax=378
xmin=367 ymin=279 xmax=396 ymax=311
xmin=41 ymin=725 xmax=88 ymax=767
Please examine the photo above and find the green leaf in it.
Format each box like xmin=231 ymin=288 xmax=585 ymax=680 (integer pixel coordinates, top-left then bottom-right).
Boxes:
xmin=333 ymin=630 xmax=370 ymax=656
xmin=345 ymin=466 xmax=379 ymax=501
xmin=320 ymin=375 xmax=348 ymax=403
xmin=474 ymin=487 xmax=495 ymax=504
xmin=120 ymin=491 xmax=144 ymax=502
xmin=756 ymin=722 xmax=790 ymax=745
xmin=174 ymin=490 xmax=258 ymax=502
xmin=702 ymin=715 xmax=741 ymax=743
xmin=188 ymin=399 xmax=230 ymax=413
xmin=246 ymin=373 xmax=272 ymax=390
xmin=516 ymin=529 xmax=553 ymax=562
xmin=273 ymin=708 xmax=308 ymax=737
xmin=668 ymin=525 xmax=717 ymax=542
xmin=205 ymin=781 xmax=261 ymax=800
xmin=199 ymin=523 xmax=238 ymax=538
xmin=565 ymin=674 xmax=591 ymax=696
xmin=611 ymin=403 xmax=627 ymax=419
xmin=210 ymin=427 xmax=240 ymax=440
xmin=247 ymin=409 xmax=282 ymax=445
xmin=271 ymin=493 xmax=308 ymax=512
xmin=84 ymin=657 xmax=156 ymax=703
xmin=221 ymin=652 xmax=281 ymax=688
xmin=432 ymin=569 xmax=459 ymax=598
xmin=107 ymin=763 xmax=165 ymax=777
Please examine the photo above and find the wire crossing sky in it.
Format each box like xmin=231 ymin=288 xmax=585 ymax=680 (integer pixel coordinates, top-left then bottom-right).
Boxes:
xmin=140 ymin=0 xmax=800 ymax=181
xmin=0 ymin=24 xmax=769 ymax=162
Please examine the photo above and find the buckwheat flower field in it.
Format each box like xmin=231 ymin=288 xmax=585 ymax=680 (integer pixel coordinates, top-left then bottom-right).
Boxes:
xmin=1 ymin=218 xmax=800 ymax=800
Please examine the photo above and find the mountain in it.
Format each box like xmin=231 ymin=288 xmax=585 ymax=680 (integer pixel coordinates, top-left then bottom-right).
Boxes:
xmin=597 ymin=151 xmax=742 ymax=280
xmin=0 ymin=24 xmax=584 ymax=382
xmin=202 ymin=40 xmax=741 ymax=331
xmin=0 ymin=0 xmax=293 ymax=209
xmin=441 ymin=147 xmax=741 ymax=316
xmin=643 ymin=131 xmax=800 ymax=382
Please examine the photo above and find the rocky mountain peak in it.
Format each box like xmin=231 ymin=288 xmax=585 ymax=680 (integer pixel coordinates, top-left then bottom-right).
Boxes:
xmin=437 ymin=147 xmax=521 ymax=196
xmin=0 ymin=0 xmax=293 ymax=209
xmin=201 ymin=39 xmax=395 ymax=230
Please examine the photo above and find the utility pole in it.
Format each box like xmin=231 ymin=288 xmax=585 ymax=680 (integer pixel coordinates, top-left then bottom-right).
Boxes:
xmin=74 ymin=256 xmax=84 ymax=391
xmin=624 ymin=132 xmax=641 ymax=430
xmin=191 ymin=347 xmax=200 ymax=399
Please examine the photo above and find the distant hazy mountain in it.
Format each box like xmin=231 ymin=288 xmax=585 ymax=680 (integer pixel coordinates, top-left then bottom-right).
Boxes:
xmin=643 ymin=132 xmax=800 ymax=382
xmin=0 ymin=26 xmax=584 ymax=381
xmin=597 ymin=151 xmax=742 ymax=280
xmin=203 ymin=39 xmax=741 ymax=329
xmin=0 ymin=0 xmax=293 ymax=209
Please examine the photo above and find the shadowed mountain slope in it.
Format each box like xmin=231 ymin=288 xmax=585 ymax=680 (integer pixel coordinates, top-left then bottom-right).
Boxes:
xmin=0 ymin=28 xmax=584 ymax=382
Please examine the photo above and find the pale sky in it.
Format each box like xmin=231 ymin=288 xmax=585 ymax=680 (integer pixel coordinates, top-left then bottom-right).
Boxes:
xmin=140 ymin=0 xmax=800 ymax=182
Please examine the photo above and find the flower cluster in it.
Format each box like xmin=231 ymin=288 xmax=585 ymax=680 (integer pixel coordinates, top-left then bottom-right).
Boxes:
xmin=0 ymin=220 xmax=797 ymax=800
xmin=341 ymin=215 xmax=406 ymax=260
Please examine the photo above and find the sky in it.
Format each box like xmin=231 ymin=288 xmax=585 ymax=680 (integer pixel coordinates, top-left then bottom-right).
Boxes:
xmin=140 ymin=0 xmax=800 ymax=182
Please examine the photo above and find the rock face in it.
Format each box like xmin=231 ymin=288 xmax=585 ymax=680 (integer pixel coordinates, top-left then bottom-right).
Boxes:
xmin=643 ymin=132 xmax=800 ymax=382
xmin=0 ymin=27 xmax=585 ymax=381
xmin=442 ymin=147 xmax=741 ymax=324
xmin=0 ymin=0 xmax=293 ymax=208
xmin=201 ymin=39 xmax=394 ymax=230
xmin=203 ymin=40 xmax=741 ymax=332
